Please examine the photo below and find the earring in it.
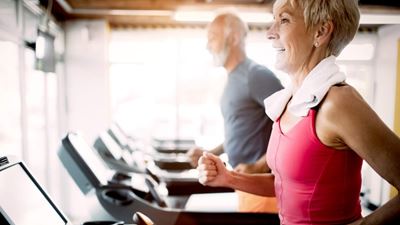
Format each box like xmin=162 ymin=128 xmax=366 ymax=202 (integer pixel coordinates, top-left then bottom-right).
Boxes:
xmin=314 ymin=42 xmax=319 ymax=47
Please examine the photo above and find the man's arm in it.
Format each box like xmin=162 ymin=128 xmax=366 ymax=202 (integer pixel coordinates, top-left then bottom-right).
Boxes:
xmin=187 ymin=143 xmax=224 ymax=167
xmin=209 ymin=143 xmax=224 ymax=155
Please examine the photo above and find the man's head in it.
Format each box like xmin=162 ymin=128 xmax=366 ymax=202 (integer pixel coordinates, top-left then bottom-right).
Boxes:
xmin=207 ymin=12 xmax=248 ymax=67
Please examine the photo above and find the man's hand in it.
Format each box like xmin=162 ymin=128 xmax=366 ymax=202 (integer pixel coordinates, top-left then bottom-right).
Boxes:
xmin=186 ymin=147 xmax=205 ymax=167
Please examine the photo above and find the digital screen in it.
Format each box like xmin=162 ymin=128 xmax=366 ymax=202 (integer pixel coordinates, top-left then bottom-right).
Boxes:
xmin=68 ymin=133 xmax=110 ymax=185
xmin=0 ymin=164 xmax=67 ymax=225
xmin=100 ymin=132 xmax=123 ymax=160
xmin=109 ymin=123 xmax=129 ymax=147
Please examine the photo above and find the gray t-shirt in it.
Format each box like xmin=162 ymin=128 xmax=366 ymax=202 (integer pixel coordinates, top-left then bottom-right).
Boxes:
xmin=220 ymin=58 xmax=283 ymax=167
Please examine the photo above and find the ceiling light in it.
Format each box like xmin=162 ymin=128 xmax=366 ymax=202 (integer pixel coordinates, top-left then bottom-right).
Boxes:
xmin=173 ymin=11 xmax=215 ymax=23
xmin=73 ymin=9 xmax=173 ymax=17
xmin=173 ymin=10 xmax=273 ymax=24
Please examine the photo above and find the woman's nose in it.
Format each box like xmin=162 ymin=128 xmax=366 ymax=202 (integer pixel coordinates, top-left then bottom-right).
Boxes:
xmin=266 ymin=23 xmax=277 ymax=40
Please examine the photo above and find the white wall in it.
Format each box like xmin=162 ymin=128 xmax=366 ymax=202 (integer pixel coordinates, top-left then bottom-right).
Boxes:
xmin=368 ymin=24 xmax=400 ymax=206
xmin=374 ymin=25 xmax=400 ymax=128
xmin=62 ymin=19 xmax=112 ymax=222
xmin=64 ymin=19 xmax=111 ymax=142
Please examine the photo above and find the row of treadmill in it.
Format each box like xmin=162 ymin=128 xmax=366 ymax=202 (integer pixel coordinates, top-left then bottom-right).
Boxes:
xmin=59 ymin=123 xmax=280 ymax=224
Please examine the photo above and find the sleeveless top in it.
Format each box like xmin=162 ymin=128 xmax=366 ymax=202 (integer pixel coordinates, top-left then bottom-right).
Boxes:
xmin=266 ymin=109 xmax=362 ymax=225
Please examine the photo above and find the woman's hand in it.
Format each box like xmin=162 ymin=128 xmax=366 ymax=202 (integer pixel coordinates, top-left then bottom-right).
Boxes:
xmin=197 ymin=152 xmax=230 ymax=187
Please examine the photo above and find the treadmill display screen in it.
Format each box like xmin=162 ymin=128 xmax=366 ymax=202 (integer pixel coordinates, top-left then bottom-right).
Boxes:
xmin=68 ymin=133 xmax=110 ymax=185
xmin=100 ymin=133 xmax=123 ymax=160
xmin=0 ymin=164 xmax=67 ymax=225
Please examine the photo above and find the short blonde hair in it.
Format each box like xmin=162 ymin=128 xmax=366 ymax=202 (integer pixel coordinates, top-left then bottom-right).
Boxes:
xmin=274 ymin=0 xmax=360 ymax=56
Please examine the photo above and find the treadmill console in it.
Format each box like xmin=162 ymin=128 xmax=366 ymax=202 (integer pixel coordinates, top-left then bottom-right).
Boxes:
xmin=0 ymin=156 xmax=69 ymax=225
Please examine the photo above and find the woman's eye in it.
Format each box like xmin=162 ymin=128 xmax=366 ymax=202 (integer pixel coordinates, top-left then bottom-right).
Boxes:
xmin=280 ymin=18 xmax=289 ymax=24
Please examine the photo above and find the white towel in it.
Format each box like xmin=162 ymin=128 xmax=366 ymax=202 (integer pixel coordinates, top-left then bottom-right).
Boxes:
xmin=264 ymin=56 xmax=346 ymax=121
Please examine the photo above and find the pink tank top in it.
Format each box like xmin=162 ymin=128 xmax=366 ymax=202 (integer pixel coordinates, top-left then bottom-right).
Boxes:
xmin=266 ymin=109 xmax=362 ymax=225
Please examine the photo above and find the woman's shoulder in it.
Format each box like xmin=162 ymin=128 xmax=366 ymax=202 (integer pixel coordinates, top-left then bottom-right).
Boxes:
xmin=318 ymin=83 xmax=370 ymax=127
xmin=322 ymin=84 xmax=364 ymax=110
xmin=315 ymin=84 xmax=370 ymax=149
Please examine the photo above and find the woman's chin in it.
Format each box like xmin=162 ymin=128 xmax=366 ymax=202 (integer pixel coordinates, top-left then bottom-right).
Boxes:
xmin=274 ymin=62 xmax=287 ymax=73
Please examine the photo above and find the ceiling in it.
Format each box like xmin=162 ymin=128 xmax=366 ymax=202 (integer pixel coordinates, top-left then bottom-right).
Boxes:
xmin=43 ymin=0 xmax=400 ymax=27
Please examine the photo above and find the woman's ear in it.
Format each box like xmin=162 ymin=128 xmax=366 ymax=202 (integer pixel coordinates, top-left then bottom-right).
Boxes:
xmin=314 ymin=20 xmax=334 ymax=47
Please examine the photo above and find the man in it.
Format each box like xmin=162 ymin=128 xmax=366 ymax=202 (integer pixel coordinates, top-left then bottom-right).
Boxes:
xmin=187 ymin=12 xmax=283 ymax=212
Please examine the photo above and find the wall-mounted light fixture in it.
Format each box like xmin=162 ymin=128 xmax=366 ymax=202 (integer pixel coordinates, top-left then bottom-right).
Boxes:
xmin=35 ymin=29 xmax=55 ymax=73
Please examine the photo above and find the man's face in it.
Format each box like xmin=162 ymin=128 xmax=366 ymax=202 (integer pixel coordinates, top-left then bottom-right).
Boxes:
xmin=207 ymin=20 xmax=229 ymax=67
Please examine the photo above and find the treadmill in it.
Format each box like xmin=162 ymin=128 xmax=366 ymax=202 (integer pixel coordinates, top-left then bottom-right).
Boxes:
xmin=58 ymin=132 xmax=280 ymax=225
xmin=151 ymin=138 xmax=195 ymax=154
xmin=93 ymin=130 xmax=232 ymax=195
xmin=107 ymin=123 xmax=193 ymax=171
xmin=0 ymin=155 xmax=152 ymax=225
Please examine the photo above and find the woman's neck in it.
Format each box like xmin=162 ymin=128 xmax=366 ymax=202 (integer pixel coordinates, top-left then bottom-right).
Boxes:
xmin=290 ymin=50 xmax=328 ymax=92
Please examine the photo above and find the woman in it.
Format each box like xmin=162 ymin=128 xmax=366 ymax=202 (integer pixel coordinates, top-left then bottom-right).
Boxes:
xmin=197 ymin=0 xmax=400 ymax=224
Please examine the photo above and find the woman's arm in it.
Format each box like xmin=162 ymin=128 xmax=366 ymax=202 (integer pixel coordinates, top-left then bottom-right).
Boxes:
xmin=198 ymin=152 xmax=275 ymax=197
xmin=319 ymin=86 xmax=400 ymax=224
xmin=234 ymin=153 xmax=270 ymax=173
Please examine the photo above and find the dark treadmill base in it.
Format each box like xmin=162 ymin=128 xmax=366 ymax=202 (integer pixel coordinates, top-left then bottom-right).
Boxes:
xmin=166 ymin=181 xmax=234 ymax=196
xmin=97 ymin=188 xmax=280 ymax=225
xmin=154 ymin=160 xmax=193 ymax=171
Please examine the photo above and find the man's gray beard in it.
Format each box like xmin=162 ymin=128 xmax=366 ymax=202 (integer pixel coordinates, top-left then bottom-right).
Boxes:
xmin=212 ymin=47 xmax=229 ymax=67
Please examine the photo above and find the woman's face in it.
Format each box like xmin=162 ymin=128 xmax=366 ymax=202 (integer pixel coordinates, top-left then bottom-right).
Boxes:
xmin=267 ymin=3 xmax=315 ymax=75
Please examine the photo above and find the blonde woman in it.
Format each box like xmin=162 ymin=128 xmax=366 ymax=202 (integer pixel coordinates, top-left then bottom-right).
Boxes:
xmin=197 ymin=0 xmax=400 ymax=224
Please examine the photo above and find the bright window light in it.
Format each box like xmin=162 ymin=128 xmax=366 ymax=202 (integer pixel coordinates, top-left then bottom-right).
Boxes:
xmin=108 ymin=29 xmax=376 ymax=142
xmin=239 ymin=12 xmax=273 ymax=24
xmin=337 ymin=43 xmax=375 ymax=61
xmin=360 ymin=14 xmax=400 ymax=25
